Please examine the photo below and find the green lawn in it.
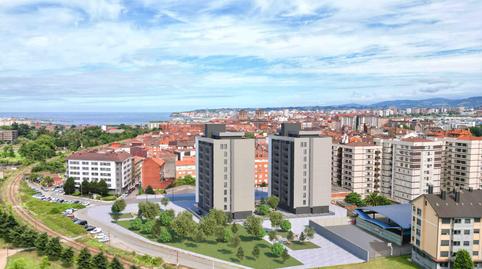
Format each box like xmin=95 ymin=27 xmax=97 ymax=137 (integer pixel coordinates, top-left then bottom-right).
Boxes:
xmin=318 ymin=256 xmax=419 ymax=269
xmin=117 ymin=220 xmax=303 ymax=269
xmin=6 ymin=250 xmax=67 ymax=269
xmin=20 ymin=181 xmax=86 ymax=237
xmin=110 ymin=212 xmax=134 ymax=219
xmin=284 ymin=240 xmax=319 ymax=250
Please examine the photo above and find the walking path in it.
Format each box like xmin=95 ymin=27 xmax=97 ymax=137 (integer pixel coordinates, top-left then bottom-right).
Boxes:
xmin=0 ymin=248 xmax=24 ymax=269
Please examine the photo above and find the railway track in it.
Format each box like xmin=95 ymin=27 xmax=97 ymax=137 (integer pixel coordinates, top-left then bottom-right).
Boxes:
xmin=5 ymin=169 xmax=152 ymax=269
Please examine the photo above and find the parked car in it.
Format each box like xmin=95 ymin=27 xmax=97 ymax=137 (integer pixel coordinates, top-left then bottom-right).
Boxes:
xmin=74 ymin=219 xmax=87 ymax=226
xmin=90 ymin=227 xmax=102 ymax=234
xmin=84 ymin=225 xmax=96 ymax=231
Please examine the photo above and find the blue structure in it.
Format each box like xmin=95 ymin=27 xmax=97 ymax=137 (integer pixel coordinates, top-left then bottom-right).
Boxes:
xmin=354 ymin=204 xmax=411 ymax=246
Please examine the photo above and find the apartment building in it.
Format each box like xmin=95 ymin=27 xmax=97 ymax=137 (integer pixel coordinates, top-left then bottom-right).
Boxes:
xmin=66 ymin=150 xmax=133 ymax=194
xmin=255 ymin=140 xmax=269 ymax=186
xmin=374 ymin=138 xmax=395 ymax=197
xmin=0 ymin=130 xmax=18 ymax=142
xmin=442 ymin=137 xmax=482 ymax=192
xmin=269 ymin=123 xmax=331 ymax=214
xmin=332 ymin=142 xmax=382 ymax=197
xmin=411 ymin=190 xmax=482 ymax=269
xmin=390 ymin=138 xmax=443 ymax=203
xmin=195 ymin=124 xmax=255 ymax=219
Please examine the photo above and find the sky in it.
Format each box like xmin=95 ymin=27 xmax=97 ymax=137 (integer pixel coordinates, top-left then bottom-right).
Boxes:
xmin=0 ymin=0 xmax=481 ymax=112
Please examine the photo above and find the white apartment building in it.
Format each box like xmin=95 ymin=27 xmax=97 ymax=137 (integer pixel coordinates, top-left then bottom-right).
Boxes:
xmin=66 ymin=150 xmax=133 ymax=194
xmin=332 ymin=142 xmax=382 ymax=197
xmin=442 ymin=137 xmax=482 ymax=192
xmin=390 ymin=138 xmax=443 ymax=203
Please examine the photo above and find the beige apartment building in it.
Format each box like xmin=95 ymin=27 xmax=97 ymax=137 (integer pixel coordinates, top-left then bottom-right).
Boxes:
xmin=195 ymin=124 xmax=255 ymax=219
xmin=269 ymin=123 xmax=332 ymax=214
xmin=442 ymin=137 xmax=482 ymax=192
xmin=411 ymin=190 xmax=482 ymax=269
xmin=0 ymin=130 xmax=18 ymax=142
xmin=332 ymin=142 xmax=382 ymax=197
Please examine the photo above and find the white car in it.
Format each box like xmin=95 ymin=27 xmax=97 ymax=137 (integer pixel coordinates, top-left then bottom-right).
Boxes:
xmin=90 ymin=228 xmax=102 ymax=234
xmin=95 ymin=233 xmax=107 ymax=239
xmin=98 ymin=237 xmax=110 ymax=243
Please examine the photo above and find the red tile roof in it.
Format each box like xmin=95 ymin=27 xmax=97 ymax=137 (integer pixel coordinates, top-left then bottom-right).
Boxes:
xmin=67 ymin=150 xmax=130 ymax=162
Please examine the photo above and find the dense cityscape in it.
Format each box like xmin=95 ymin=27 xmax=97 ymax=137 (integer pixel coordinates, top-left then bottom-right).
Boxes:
xmin=1 ymin=99 xmax=481 ymax=269
xmin=1 ymin=1 xmax=482 ymax=269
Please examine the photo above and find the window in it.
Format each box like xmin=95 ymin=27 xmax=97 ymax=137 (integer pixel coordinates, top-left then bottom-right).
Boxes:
xmin=475 ymin=218 xmax=480 ymax=223
xmin=463 ymin=241 xmax=470 ymax=246
xmin=441 ymin=229 xmax=450 ymax=235
xmin=454 ymin=219 xmax=461 ymax=224
xmin=474 ymin=240 xmax=479 ymax=245
xmin=440 ymin=251 xmax=449 ymax=257
xmin=464 ymin=230 xmax=471 ymax=235
xmin=453 ymin=230 xmax=461 ymax=235
xmin=453 ymin=241 xmax=460 ymax=246
xmin=474 ymin=229 xmax=480 ymax=234
xmin=474 ymin=251 xmax=479 ymax=256
xmin=441 ymin=240 xmax=450 ymax=246
xmin=442 ymin=218 xmax=451 ymax=224
xmin=465 ymin=218 xmax=471 ymax=224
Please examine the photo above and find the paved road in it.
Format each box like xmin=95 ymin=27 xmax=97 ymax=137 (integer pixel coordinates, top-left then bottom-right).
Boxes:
xmin=76 ymin=200 xmax=249 ymax=269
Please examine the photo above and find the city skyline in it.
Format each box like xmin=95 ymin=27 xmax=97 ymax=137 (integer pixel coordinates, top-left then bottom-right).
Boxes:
xmin=1 ymin=1 xmax=482 ymax=112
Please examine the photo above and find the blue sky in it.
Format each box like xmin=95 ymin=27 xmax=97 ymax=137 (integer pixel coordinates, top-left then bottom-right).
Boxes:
xmin=0 ymin=0 xmax=481 ymax=112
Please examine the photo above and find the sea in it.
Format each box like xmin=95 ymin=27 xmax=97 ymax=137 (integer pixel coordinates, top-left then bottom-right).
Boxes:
xmin=0 ymin=112 xmax=172 ymax=126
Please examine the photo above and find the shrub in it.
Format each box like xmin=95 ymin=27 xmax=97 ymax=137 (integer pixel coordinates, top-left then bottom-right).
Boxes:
xmin=271 ymin=242 xmax=284 ymax=257
xmin=256 ymin=204 xmax=271 ymax=215
xmin=280 ymin=219 xmax=291 ymax=232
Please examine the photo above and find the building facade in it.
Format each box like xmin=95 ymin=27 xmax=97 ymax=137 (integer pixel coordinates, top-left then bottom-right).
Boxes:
xmin=66 ymin=150 xmax=133 ymax=194
xmin=442 ymin=137 xmax=482 ymax=192
xmin=332 ymin=142 xmax=382 ymax=197
xmin=411 ymin=190 xmax=482 ymax=269
xmin=195 ymin=124 xmax=255 ymax=219
xmin=0 ymin=130 xmax=18 ymax=142
xmin=269 ymin=123 xmax=332 ymax=214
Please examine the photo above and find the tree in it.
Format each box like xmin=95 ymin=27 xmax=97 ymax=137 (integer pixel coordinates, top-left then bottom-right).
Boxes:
xmin=63 ymin=177 xmax=76 ymax=195
xmin=137 ymin=201 xmax=161 ymax=220
xmin=252 ymin=246 xmax=260 ymax=260
xmin=81 ymin=179 xmax=91 ymax=195
xmin=93 ymin=252 xmax=109 ymax=269
xmin=236 ymin=247 xmax=245 ymax=261
xmin=207 ymin=209 xmax=228 ymax=226
xmin=231 ymin=223 xmax=239 ymax=234
xmin=364 ymin=192 xmax=391 ymax=206
xmin=230 ymin=234 xmax=241 ymax=248
xmin=345 ymin=192 xmax=364 ymax=206
xmin=223 ymin=228 xmax=234 ymax=243
xmin=145 ymin=185 xmax=155 ymax=194
xmin=280 ymin=220 xmax=291 ymax=232
xmin=268 ymin=230 xmax=277 ymax=242
xmin=256 ymin=204 xmax=271 ymax=215
xmin=158 ymin=210 xmax=175 ymax=226
xmin=170 ymin=211 xmax=197 ymax=239
xmin=157 ymin=227 xmax=173 ymax=243
xmin=281 ymin=248 xmax=290 ymax=263
xmin=470 ymin=125 xmax=482 ymax=137
xmin=97 ymin=179 xmax=109 ymax=196
xmin=266 ymin=196 xmax=280 ymax=209
xmin=77 ymin=248 xmax=92 ymax=269
xmin=193 ymin=229 xmax=206 ymax=243
xmin=304 ymin=227 xmax=315 ymax=240
xmin=243 ymin=216 xmax=266 ymax=239
xmin=46 ymin=237 xmax=62 ymax=261
xmin=299 ymin=232 xmax=306 ymax=242
xmin=110 ymin=257 xmax=124 ymax=269
xmin=35 ymin=232 xmax=49 ymax=255
xmin=287 ymin=231 xmax=294 ymax=242
xmin=111 ymin=199 xmax=127 ymax=218
xmin=271 ymin=243 xmax=284 ymax=257
xmin=161 ymin=197 xmax=169 ymax=208
xmin=269 ymin=211 xmax=283 ymax=229
xmin=199 ymin=216 xmax=217 ymax=236
xmin=40 ymin=256 xmax=50 ymax=269
xmin=61 ymin=247 xmax=75 ymax=267
xmin=454 ymin=249 xmax=474 ymax=269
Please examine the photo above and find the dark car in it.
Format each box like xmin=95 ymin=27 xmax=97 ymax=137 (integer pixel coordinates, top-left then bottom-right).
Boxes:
xmin=84 ymin=225 xmax=96 ymax=231
xmin=74 ymin=220 xmax=88 ymax=226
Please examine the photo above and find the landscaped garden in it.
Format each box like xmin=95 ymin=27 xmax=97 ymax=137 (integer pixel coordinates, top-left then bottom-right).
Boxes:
xmin=319 ymin=255 xmax=419 ymax=269
xmin=114 ymin=196 xmax=316 ymax=269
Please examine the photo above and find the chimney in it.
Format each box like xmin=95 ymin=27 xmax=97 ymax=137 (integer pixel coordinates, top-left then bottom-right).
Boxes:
xmin=440 ymin=191 xmax=447 ymax=200
xmin=427 ymin=185 xmax=433 ymax=194
xmin=454 ymin=191 xmax=461 ymax=203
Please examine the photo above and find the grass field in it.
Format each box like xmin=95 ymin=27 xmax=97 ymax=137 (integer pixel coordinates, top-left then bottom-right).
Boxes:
xmin=6 ymin=250 xmax=67 ymax=269
xmin=118 ymin=220 xmax=303 ymax=269
xmin=19 ymin=181 xmax=86 ymax=237
xmin=319 ymin=256 xmax=419 ymax=269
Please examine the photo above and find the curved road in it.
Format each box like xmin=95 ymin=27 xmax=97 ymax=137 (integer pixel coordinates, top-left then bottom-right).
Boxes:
xmin=4 ymin=169 xmax=248 ymax=269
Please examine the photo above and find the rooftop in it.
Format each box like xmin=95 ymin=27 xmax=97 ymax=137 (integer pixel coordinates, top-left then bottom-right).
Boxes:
xmin=421 ymin=190 xmax=482 ymax=218
xmin=67 ymin=150 xmax=130 ymax=162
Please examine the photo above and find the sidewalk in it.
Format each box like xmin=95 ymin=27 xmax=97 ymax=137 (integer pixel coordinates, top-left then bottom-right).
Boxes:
xmin=0 ymin=248 xmax=24 ymax=269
